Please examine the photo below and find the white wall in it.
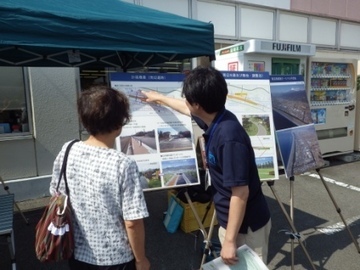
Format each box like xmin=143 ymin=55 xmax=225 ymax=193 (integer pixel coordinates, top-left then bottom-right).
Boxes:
xmin=142 ymin=0 xmax=189 ymax=17
xmin=198 ymin=1 xmax=236 ymax=37
xmin=0 ymin=137 xmax=37 ymax=180
xmin=29 ymin=67 xmax=80 ymax=175
xmin=340 ymin=22 xmax=360 ymax=49
xmin=279 ymin=13 xmax=308 ymax=43
xmin=0 ymin=67 xmax=80 ymax=201
xmin=232 ymin=0 xmax=290 ymax=9
xmin=311 ymin=18 xmax=337 ymax=46
xmin=240 ymin=7 xmax=274 ymax=40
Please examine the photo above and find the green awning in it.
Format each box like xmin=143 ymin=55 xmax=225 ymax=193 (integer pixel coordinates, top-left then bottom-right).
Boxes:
xmin=0 ymin=0 xmax=215 ymax=70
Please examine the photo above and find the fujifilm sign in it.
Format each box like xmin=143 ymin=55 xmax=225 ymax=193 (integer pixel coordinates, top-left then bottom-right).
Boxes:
xmin=272 ymin=42 xmax=301 ymax=52
xmin=257 ymin=40 xmax=315 ymax=55
xmin=215 ymin=40 xmax=316 ymax=56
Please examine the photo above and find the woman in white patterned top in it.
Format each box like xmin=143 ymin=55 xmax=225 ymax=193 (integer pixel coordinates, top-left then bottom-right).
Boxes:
xmin=50 ymin=85 xmax=150 ymax=270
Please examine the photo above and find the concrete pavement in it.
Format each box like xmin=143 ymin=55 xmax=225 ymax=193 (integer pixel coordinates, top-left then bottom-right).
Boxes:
xmin=1 ymin=158 xmax=360 ymax=269
xmin=263 ymin=159 xmax=360 ymax=270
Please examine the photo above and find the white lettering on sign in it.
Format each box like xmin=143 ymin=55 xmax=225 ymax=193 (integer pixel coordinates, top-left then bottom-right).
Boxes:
xmin=272 ymin=43 xmax=301 ymax=52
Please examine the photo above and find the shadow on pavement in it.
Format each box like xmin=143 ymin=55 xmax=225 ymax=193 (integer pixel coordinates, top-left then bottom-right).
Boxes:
xmin=1 ymin=189 xmax=359 ymax=270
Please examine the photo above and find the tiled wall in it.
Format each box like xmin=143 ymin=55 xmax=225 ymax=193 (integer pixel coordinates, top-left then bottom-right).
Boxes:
xmin=291 ymin=0 xmax=360 ymax=23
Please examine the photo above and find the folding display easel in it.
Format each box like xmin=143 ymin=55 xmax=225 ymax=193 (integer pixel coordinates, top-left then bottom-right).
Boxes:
xmin=315 ymin=168 xmax=360 ymax=253
xmin=183 ymin=191 xmax=218 ymax=269
xmin=266 ymin=178 xmax=316 ymax=270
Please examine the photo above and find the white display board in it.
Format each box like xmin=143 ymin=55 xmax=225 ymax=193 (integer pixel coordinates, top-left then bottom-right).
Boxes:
xmin=110 ymin=73 xmax=200 ymax=191
xmin=222 ymin=71 xmax=279 ymax=181
xmin=270 ymin=75 xmax=325 ymax=178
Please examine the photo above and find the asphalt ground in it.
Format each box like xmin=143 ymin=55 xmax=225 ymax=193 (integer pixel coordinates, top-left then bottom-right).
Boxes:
xmin=1 ymin=159 xmax=360 ymax=270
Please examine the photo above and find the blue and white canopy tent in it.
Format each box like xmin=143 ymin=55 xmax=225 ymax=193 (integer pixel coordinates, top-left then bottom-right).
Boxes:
xmin=0 ymin=0 xmax=215 ymax=70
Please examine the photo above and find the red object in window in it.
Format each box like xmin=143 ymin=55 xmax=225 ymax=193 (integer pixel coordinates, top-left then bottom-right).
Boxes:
xmin=12 ymin=125 xmax=20 ymax=132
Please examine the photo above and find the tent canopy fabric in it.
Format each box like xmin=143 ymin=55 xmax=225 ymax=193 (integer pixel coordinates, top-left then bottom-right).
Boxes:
xmin=0 ymin=0 xmax=215 ymax=70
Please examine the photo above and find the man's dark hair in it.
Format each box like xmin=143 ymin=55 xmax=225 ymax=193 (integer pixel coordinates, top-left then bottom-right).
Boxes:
xmin=77 ymin=85 xmax=130 ymax=135
xmin=182 ymin=66 xmax=228 ymax=113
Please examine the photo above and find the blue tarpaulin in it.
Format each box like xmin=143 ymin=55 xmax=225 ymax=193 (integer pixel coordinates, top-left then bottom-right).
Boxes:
xmin=0 ymin=0 xmax=215 ymax=70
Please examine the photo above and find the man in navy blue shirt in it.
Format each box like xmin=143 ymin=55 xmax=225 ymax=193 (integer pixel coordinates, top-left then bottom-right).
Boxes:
xmin=142 ymin=66 xmax=271 ymax=265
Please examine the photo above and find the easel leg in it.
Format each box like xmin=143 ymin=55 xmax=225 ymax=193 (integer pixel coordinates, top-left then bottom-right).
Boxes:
xmin=200 ymin=209 xmax=217 ymax=269
xmin=184 ymin=191 xmax=208 ymax=239
xmin=267 ymin=181 xmax=316 ymax=270
xmin=289 ymin=176 xmax=295 ymax=269
xmin=183 ymin=191 xmax=218 ymax=270
xmin=0 ymin=176 xmax=29 ymax=225
xmin=315 ymin=168 xmax=360 ymax=253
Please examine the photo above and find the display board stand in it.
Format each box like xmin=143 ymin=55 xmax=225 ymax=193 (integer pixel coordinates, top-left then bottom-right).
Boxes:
xmin=0 ymin=176 xmax=28 ymax=225
xmin=268 ymin=74 xmax=327 ymax=268
xmin=183 ymin=191 xmax=218 ymax=269
xmin=268 ymin=167 xmax=360 ymax=270
xmin=185 ymin=176 xmax=321 ymax=270
xmin=266 ymin=179 xmax=316 ymax=270
xmin=315 ymin=168 xmax=360 ymax=253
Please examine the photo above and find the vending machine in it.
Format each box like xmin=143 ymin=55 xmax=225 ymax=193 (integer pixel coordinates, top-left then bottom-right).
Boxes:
xmin=307 ymin=58 xmax=357 ymax=157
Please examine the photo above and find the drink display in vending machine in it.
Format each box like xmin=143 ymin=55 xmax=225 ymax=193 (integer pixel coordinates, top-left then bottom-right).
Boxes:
xmin=308 ymin=60 xmax=357 ymax=157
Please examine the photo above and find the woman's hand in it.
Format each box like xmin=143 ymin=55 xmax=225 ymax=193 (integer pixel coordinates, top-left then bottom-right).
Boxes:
xmin=135 ymin=257 xmax=151 ymax=270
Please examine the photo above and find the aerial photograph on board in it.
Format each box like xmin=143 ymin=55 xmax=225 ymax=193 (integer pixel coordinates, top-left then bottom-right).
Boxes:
xmin=270 ymin=78 xmax=325 ymax=178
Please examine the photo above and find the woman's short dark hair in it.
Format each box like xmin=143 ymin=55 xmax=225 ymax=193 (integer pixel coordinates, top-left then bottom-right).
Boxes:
xmin=77 ymin=85 xmax=131 ymax=136
xmin=182 ymin=66 xmax=228 ymax=113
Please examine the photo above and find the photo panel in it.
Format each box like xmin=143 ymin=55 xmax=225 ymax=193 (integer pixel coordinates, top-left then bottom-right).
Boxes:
xmin=223 ymin=71 xmax=279 ymax=181
xmin=276 ymin=124 xmax=325 ymax=178
xmin=111 ymin=73 xmax=200 ymax=191
xmin=270 ymin=75 xmax=326 ymax=178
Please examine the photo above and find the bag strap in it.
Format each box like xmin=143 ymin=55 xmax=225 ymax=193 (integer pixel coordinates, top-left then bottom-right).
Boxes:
xmin=56 ymin=139 xmax=80 ymax=196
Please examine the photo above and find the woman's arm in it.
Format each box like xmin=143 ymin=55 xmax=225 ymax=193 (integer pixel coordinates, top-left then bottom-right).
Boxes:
xmin=49 ymin=151 xmax=63 ymax=195
xmin=125 ymin=218 xmax=150 ymax=270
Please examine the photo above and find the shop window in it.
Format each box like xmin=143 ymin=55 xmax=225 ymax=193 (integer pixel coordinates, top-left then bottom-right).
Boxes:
xmin=0 ymin=67 xmax=30 ymax=136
